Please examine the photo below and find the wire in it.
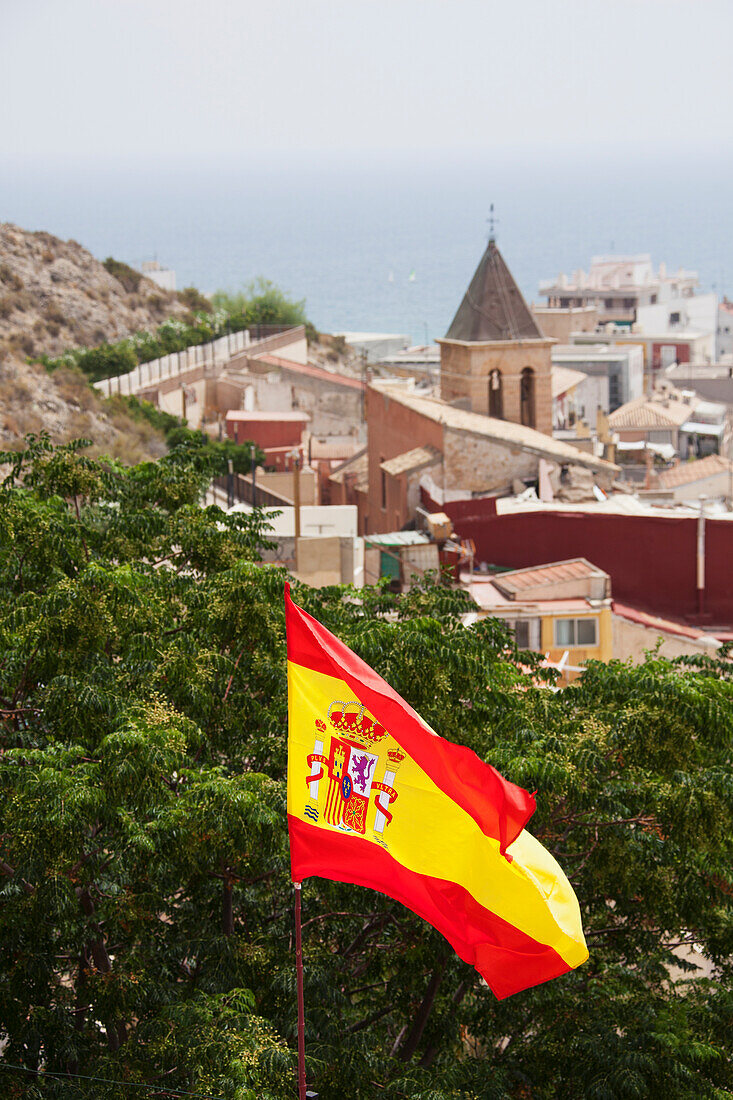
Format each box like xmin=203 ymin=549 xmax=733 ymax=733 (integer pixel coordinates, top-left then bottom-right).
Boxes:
xmin=0 ymin=1061 xmax=228 ymax=1099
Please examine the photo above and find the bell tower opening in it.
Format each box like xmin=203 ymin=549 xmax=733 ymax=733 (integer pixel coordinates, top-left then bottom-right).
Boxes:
xmin=488 ymin=369 xmax=503 ymax=418
xmin=520 ymin=367 xmax=536 ymax=429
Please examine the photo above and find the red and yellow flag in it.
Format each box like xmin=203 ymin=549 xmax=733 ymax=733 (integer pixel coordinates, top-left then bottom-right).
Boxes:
xmin=285 ymin=585 xmax=588 ymax=1000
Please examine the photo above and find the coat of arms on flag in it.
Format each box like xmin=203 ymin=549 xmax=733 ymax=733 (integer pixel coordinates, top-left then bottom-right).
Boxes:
xmin=303 ymin=700 xmax=405 ymax=846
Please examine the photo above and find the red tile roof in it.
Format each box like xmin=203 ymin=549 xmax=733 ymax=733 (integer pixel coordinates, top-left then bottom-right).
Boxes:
xmin=495 ymin=558 xmax=601 ymax=594
xmin=256 ymin=354 xmax=365 ymax=391
xmin=225 ymin=411 xmax=310 ymax=422
xmin=658 ymin=453 xmax=733 ymax=489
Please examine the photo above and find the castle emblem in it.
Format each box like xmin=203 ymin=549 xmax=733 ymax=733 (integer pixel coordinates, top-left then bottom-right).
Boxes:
xmin=304 ymin=699 xmax=404 ymax=846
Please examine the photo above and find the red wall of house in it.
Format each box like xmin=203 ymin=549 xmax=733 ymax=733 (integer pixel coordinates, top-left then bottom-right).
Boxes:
xmin=363 ymin=388 xmax=443 ymax=534
xmin=422 ymin=493 xmax=733 ymax=622
xmin=226 ymin=417 xmax=307 ymax=449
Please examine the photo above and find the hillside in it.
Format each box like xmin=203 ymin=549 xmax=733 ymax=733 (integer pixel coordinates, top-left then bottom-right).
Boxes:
xmin=0 ymin=223 xmax=187 ymax=361
xmin=0 ymin=224 xmax=190 ymax=458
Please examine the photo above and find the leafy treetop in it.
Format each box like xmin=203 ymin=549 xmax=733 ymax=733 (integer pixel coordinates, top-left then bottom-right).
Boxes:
xmin=0 ymin=437 xmax=731 ymax=1099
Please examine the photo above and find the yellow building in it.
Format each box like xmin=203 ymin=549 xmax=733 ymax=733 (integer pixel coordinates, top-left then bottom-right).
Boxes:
xmin=465 ymin=558 xmax=613 ymax=683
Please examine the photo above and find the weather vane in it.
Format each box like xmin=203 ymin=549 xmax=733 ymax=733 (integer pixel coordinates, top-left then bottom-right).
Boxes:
xmin=487 ymin=203 xmax=498 ymax=243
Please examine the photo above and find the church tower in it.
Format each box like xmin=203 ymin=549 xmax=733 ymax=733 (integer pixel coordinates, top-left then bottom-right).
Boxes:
xmin=438 ymin=237 xmax=554 ymax=436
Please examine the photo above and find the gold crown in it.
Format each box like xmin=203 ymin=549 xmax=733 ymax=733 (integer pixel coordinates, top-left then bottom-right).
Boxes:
xmin=387 ymin=748 xmax=405 ymax=765
xmin=327 ymin=700 xmax=388 ymax=745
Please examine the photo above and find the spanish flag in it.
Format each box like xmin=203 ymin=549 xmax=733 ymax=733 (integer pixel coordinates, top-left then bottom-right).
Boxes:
xmin=285 ymin=585 xmax=588 ymax=999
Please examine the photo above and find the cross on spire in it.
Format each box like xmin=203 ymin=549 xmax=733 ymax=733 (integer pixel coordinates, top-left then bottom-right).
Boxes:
xmin=487 ymin=203 xmax=498 ymax=243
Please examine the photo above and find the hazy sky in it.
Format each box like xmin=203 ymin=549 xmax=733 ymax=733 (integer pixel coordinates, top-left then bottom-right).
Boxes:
xmin=2 ymin=0 xmax=732 ymax=166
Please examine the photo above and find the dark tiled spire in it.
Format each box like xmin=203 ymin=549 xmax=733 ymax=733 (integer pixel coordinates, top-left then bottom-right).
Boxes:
xmin=445 ymin=239 xmax=543 ymax=342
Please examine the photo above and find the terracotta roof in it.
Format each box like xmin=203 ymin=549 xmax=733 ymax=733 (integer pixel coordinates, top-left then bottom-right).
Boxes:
xmin=493 ymin=558 xmax=603 ymax=596
xmin=468 ymin=582 xmax=594 ymax=614
xmin=380 ymin=444 xmax=442 ymax=477
xmin=255 ymin=354 xmax=365 ymax=391
xmin=328 ymin=448 xmax=369 ymax=491
xmin=444 ymin=239 xmax=544 ymax=343
xmin=309 ymin=439 xmax=360 ymax=460
xmin=370 ymin=382 xmax=617 ymax=473
xmin=225 ymin=410 xmax=310 ymax=422
xmin=658 ymin=453 xmax=733 ymax=489
xmin=608 ymin=394 xmax=695 ymax=430
xmin=552 ymin=365 xmax=588 ymax=398
xmin=612 ymin=601 xmax=716 ymax=642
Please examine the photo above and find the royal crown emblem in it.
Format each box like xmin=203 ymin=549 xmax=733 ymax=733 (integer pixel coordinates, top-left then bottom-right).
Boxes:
xmin=304 ymin=699 xmax=404 ymax=847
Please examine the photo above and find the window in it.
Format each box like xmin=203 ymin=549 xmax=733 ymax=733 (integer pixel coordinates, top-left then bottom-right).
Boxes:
xmin=488 ymin=368 xmax=503 ymax=419
xmin=380 ymin=459 xmax=386 ymax=510
xmin=513 ymin=618 xmax=540 ymax=650
xmin=554 ymin=617 xmax=598 ymax=647
xmin=520 ymin=367 xmax=535 ymax=429
xmin=670 ymin=311 xmax=681 ymax=325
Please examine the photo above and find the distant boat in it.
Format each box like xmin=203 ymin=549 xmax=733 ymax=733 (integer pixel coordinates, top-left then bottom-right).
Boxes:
xmin=388 ymin=271 xmax=394 ymax=283
xmin=408 ymin=270 xmax=416 ymax=282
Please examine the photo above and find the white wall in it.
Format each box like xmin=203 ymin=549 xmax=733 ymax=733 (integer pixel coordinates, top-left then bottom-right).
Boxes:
xmin=233 ymin=504 xmax=358 ymax=538
xmin=636 ymin=293 xmax=718 ymax=341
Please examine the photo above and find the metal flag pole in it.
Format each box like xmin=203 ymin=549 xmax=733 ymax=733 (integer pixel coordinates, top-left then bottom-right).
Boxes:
xmin=294 ymin=881 xmax=307 ymax=1100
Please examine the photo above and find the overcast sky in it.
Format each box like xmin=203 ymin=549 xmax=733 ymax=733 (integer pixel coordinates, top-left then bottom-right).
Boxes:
xmin=2 ymin=0 xmax=732 ymax=167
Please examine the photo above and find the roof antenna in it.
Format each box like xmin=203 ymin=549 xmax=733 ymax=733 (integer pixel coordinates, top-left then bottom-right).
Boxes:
xmin=487 ymin=203 xmax=498 ymax=244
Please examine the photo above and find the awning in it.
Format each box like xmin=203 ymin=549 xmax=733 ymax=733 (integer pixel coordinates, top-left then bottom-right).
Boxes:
xmin=680 ymin=421 xmax=725 ymax=437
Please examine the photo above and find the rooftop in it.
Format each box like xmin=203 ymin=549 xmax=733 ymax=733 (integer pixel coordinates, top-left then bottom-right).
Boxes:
xmin=658 ymin=453 xmax=733 ymax=489
xmin=328 ymin=448 xmax=369 ymax=491
xmin=371 ymin=381 xmax=616 ymax=473
xmin=255 ymin=354 xmax=365 ymax=391
xmin=608 ymin=390 xmax=697 ymax=430
xmin=309 ymin=438 xmax=361 ymax=461
xmin=444 ymin=239 xmax=544 ymax=343
xmin=225 ymin=410 xmax=310 ymax=422
xmin=551 ymin=365 xmax=588 ymax=398
xmin=493 ymin=558 xmax=604 ymax=597
xmin=364 ymin=531 xmax=430 ymax=546
xmin=381 ymin=444 xmax=442 ymax=477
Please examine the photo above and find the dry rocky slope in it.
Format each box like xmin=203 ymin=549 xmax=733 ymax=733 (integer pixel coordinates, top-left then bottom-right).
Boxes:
xmin=0 ymin=224 xmax=188 ymax=458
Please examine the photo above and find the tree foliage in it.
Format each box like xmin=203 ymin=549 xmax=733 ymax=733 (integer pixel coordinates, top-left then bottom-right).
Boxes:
xmin=0 ymin=437 xmax=731 ymax=1099
xmin=211 ymin=278 xmax=308 ymax=330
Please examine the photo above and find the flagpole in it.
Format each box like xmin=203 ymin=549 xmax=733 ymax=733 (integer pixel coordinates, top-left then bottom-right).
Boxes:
xmin=294 ymin=880 xmax=307 ymax=1100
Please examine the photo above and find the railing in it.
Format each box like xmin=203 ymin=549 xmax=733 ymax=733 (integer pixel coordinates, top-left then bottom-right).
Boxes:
xmin=212 ymin=473 xmax=293 ymax=509
xmin=93 ymin=326 xmax=307 ymax=398
xmin=94 ymin=329 xmax=252 ymax=397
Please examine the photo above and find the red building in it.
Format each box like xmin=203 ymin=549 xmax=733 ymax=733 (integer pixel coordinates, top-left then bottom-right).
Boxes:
xmin=224 ymin=411 xmax=310 ymax=471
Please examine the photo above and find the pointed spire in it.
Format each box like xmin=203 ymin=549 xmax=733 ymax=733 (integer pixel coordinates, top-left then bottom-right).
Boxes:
xmin=445 ymin=239 xmax=542 ymax=343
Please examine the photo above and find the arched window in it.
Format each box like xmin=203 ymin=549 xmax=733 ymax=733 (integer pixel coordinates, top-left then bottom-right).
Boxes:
xmin=488 ymin=368 xmax=503 ymax=419
xmin=520 ymin=367 xmax=535 ymax=429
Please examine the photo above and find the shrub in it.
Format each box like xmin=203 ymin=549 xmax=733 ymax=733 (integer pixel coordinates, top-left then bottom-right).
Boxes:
xmin=178 ymin=286 xmax=213 ymax=313
xmin=75 ymin=341 xmax=138 ymax=383
xmin=0 ymin=263 xmax=22 ymax=291
xmin=103 ymin=256 xmax=142 ymax=293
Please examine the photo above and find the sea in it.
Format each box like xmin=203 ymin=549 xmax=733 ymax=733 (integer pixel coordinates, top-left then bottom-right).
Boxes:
xmin=2 ymin=150 xmax=732 ymax=344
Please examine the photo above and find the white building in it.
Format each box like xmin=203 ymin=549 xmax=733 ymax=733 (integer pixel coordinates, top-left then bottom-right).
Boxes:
xmin=540 ymin=255 xmax=698 ymax=328
xmin=141 ymin=260 xmax=177 ymax=292
xmin=552 ymin=343 xmax=644 ymax=416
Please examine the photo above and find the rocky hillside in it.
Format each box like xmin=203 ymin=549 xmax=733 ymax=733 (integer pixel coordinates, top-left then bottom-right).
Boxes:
xmin=0 ymin=223 xmax=190 ymax=458
xmin=0 ymin=223 xmax=188 ymax=361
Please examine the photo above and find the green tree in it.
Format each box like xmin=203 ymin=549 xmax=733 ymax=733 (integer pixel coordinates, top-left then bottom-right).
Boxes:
xmin=0 ymin=436 xmax=731 ymax=1099
xmin=212 ymin=278 xmax=308 ymax=329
